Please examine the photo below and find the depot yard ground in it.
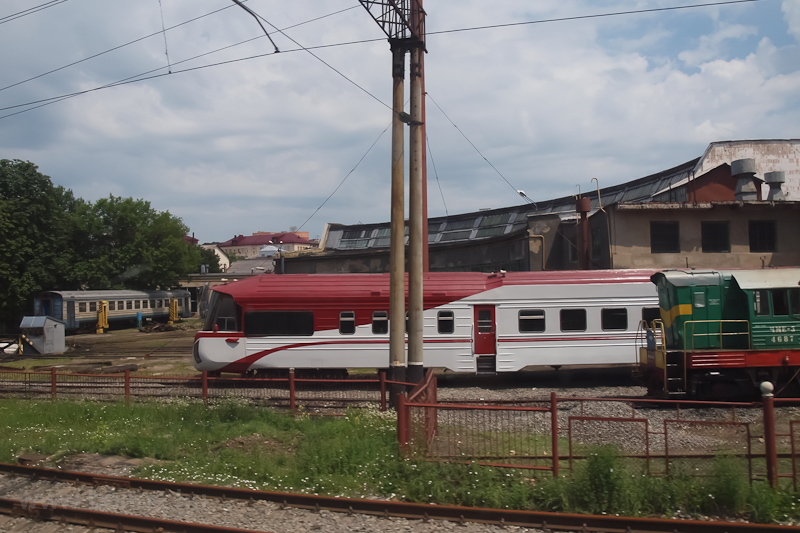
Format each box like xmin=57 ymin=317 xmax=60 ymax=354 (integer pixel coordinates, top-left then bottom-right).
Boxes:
xmin=1 ymin=398 xmax=799 ymax=525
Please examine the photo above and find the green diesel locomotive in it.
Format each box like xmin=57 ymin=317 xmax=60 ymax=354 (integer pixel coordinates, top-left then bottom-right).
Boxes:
xmin=639 ymin=268 xmax=800 ymax=398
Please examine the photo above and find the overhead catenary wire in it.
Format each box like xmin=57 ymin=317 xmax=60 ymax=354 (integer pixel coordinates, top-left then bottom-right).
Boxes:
xmin=0 ymin=0 xmax=68 ymax=25
xmin=426 ymin=134 xmax=448 ymax=216
xmin=157 ymin=0 xmax=172 ymax=74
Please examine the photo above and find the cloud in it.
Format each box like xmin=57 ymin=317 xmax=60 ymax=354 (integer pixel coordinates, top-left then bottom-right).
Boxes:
xmin=678 ymin=23 xmax=758 ymax=67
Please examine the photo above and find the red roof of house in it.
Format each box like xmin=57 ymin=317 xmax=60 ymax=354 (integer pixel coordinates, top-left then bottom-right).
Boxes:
xmin=219 ymin=232 xmax=310 ymax=248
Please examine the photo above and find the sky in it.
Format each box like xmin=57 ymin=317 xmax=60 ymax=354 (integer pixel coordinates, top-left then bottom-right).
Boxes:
xmin=1 ymin=0 xmax=798 ymax=244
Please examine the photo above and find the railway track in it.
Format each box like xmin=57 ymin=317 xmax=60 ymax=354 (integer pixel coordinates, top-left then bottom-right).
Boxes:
xmin=0 ymin=462 xmax=793 ymax=533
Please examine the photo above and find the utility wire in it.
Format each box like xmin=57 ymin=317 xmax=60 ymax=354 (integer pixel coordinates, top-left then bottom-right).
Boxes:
xmin=0 ymin=0 xmax=68 ymax=25
xmin=426 ymin=134 xmax=448 ymax=216
xmin=297 ymin=121 xmax=391 ymax=231
xmin=427 ymin=93 xmax=522 ymax=199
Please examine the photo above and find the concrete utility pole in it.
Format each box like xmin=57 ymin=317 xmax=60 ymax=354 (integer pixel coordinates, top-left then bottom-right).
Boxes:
xmin=359 ymin=0 xmax=427 ymax=385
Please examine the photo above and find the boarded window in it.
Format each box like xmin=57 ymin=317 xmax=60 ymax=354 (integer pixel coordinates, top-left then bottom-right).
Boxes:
xmin=372 ymin=311 xmax=388 ymax=334
xmin=340 ymin=311 xmax=356 ymax=335
xmin=601 ymin=308 xmax=628 ymax=330
xmin=519 ymin=309 xmax=545 ymax=333
xmin=244 ymin=311 xmax=313 ymax=336
xmin=437 ymin=310 xmax=455 ymax=334
xmin=560 ymin=309 xmax=586 ymax=332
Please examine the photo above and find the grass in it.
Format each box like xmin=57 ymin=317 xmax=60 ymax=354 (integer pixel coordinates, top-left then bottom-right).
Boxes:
xmin=1 ymin=398 xmax=799 ymax=523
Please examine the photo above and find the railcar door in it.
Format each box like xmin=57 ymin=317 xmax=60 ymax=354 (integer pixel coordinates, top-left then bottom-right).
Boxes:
xmin=473 ymin=305 xmax=496 ymax=373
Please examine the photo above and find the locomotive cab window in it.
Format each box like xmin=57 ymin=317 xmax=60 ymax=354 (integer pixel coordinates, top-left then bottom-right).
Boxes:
xmin=244 ymin=310 xmax=313 ymax=336
xmin=519 ymin=309 xmax=545 ymax=333
xmin=791 ymin=289 xmax=800 ymax=317
xmin=560 ymin=309 xmax=586 ymax=332
xmin=340 ymin=311 xmax=356 ymax=335
xmin=642 ymin=307 xmax=661 ymax=325
xmin=372 ymin=311 xmax=388 ymax=334
xmin=754 ymin=290 xmax=769 ymax=316
xmin=772 ymin=290 xmax=789 ymax=316
xmin=437 ymin=310 xmax=455 ymax=334
xmin=601 ymin=308 xmax=627 ymax=330
xmin=204 ymin=292 xmax=241 ymax=332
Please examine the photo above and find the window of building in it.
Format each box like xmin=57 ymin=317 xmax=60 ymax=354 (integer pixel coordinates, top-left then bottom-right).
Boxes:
xmin=650 ymin=221 xmax=680 ymax=253
xmin=339 ymin=311 xmax=356 ymax=334
xmin=601 ymin=308 xmax=628 ymax=330
xmin=519 ymin=309 xmax=545 ymax=333
xmin=437 ymin=310 xmax=455 ymax=334
xmin=372 ymin=311 xmax=388 ymax=334
xmin=244 ymin=310 xmax=313 ymax=336
xmin=701 ymin=221 xmax=730 ymax=253
xmin=749 ymin=220 xmax=777 ymax=252
xmin=78 ymin=302 xmax=86 ymax=313
xmin=560 ymin=309 xmax=586 ymax=332
xmin=89 ymin=302 xmax=97 ymax=312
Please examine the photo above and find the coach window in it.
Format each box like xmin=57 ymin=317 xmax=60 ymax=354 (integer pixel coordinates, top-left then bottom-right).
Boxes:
xmin=135 ymin=300 xmax=141 ymax=309
xmin=519 ymin=309 xmax=545 ymax=333
xmin=126 ymin=301 xmax=133 ymax=310
xmin=150 ymin=300 xmax=155 ymax=308
xmin=157 ymin=299 xmax=162 ymax=308
xmin=108 ymin=301 xmax=115 ymax=311
xmin=372 ymin=311 xmax=388 ymax=334
xmin=244 ymin=310 xmax=313 ymax=336
xmin=142 ymin=300 xmax=149 ymax=309
xmin=560 ymin=309 xmax=586 ymax=332
xmin=79 ymin=302 xmax=86 ymax=313
xmin=437 ymin=311 xmax=455 ymax=334
xmin=340 ymin=311 xmax=356 ymax=335
xmin=602 ymin=308 xmax=628 ymax=330
xmin=89 ymin=302 xmax=97 ymax=312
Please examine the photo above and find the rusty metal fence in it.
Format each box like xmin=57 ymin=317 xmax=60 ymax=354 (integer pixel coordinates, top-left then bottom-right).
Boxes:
xmin=0 ymin=369 xmax=408 ymax=414
xmin=398 ymin=376 xmax=799 ymax=488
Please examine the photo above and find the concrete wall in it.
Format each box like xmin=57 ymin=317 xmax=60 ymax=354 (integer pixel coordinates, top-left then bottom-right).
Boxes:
xmin=608 ymin=202 xmax=800 ymax=269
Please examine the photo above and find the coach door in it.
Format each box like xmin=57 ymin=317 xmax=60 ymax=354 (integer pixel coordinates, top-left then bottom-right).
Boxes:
xmin=473 ymin=305 xmax=497 ymax=373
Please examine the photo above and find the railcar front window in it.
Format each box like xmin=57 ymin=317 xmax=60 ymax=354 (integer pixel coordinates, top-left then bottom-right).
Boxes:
xmin=205 ymin=293 xmax=240 ymax=331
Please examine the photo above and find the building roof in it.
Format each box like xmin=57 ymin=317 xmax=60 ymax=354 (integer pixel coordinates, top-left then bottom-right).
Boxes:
xmin=219 ymin=232 xmax=310 ymax=248
xmin=323 ymin=158 xmax=698 ymax=252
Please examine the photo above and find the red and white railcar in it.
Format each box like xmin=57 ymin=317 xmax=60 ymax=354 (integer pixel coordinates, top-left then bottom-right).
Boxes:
xmin=193 ymin=270 xmax=660 ymax=374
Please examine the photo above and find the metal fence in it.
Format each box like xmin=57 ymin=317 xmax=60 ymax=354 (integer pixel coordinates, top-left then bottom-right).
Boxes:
xmin=0 ymin=369 xmax=407 ymax=414
xmin=398 ymin=375 xmax=798 ymax=488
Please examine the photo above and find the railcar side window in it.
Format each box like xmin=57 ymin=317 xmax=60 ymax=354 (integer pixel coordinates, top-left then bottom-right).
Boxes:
xmin=754 ymin=290 xmax=769 ymax=316
xmin=437 ymin=310 xmax=455 ymax=334
xmin=142 ymin=300 xmax=149 ymax=309
xmin=560 ymin=309 xmax=586 ymax=332
xmin=244 ymin=311 xmax=313 ymax=336
xmin=118 ymin=301 xmax=124 ymax=310
xmin=79 ymin=302 xmax=86 ymax=313
xmin=642 ymin=307 xmax=661 ymax=325
xmin=108 ymin=301 xmax=115 ymax=311
xmin=791 ymin=289 xmax=800 ymax=317
xmin=150 ymin=300 xmax=155 ymax=308
xmin=134 ymin=300 xmax=141 ymax=309
xmin=772 ymin=290 xmax=789 ymax=316
xmin=372 ymin=311 xmax=388 ymax=334
xmin=519 ymin=309 xmax=545 ymax=333
xmin=601 ymin=308 xmax=627 ymax=330
xmin=126 ymin=301 xmax=133 ymax=310
xmin=89 ymin=302 xmax=97 ymax=312
xmin=340 ymin=311 xmax=356 ymax=335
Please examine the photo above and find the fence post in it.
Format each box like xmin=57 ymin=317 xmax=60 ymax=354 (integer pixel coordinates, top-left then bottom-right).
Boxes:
xmin=761 ymin=381 xmax=778 ymax=488
xmin=289 ymin=368 xmax=296 ymax=415
xmin=202 ymin=371 xmax=208 ymax=402
xmin=124 ymin=369 xmax=131 ymax=404
xmin=397 ymin=392 xmax=408 ymax=452
xmin=379 ymin=371 xmax=387 ymax=412
xmin=50 ymin=367 xmax=57 ymax=399
xmin=551 ymin=392 xmax=559 ymax=477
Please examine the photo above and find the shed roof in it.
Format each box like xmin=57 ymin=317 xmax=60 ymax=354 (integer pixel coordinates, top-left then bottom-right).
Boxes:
xmin=731 ymin=269 xmax=800 ymax=289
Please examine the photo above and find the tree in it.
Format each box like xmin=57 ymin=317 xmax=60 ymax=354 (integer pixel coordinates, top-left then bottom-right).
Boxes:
xmin=198 ymin=247 xmax=222 ymax=273
xmin=0 ymin=160 xmax=75 ymax=331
